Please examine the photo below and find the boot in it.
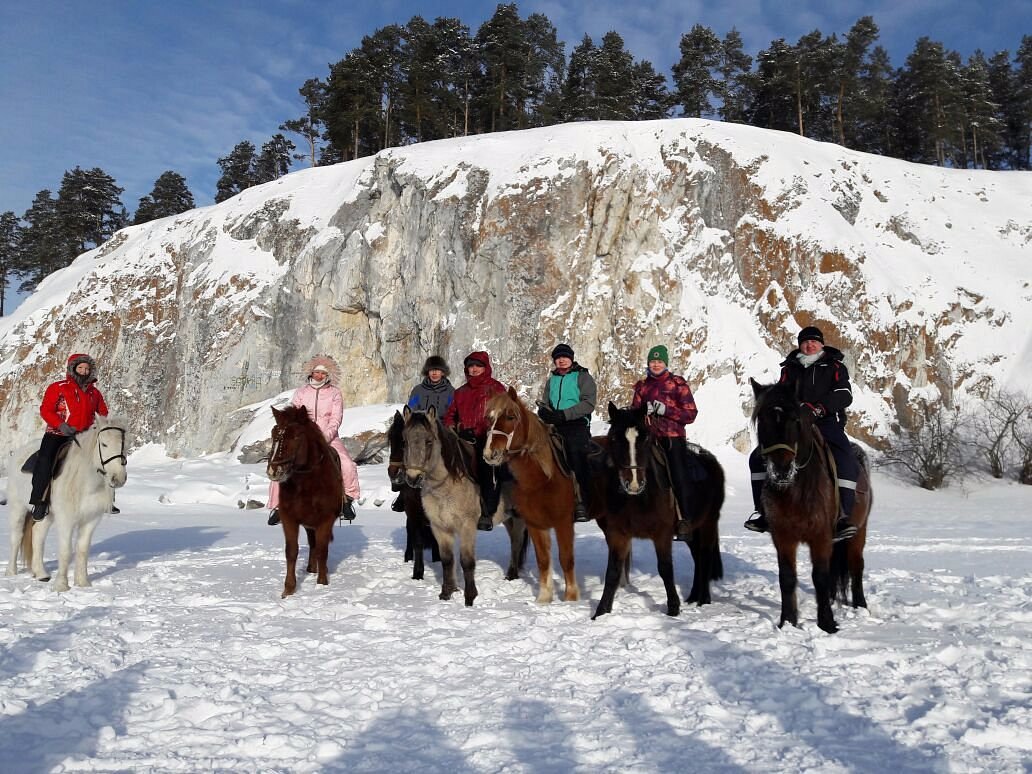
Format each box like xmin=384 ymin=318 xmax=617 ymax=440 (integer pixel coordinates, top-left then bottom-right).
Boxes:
xmin=341 ymin=498 xmax=357 ymax=522
xmin=31 ymin=503 xmax=47 ymax=522
xmin=110 ymin=505 xmax=121 ymax=514
xmin=390 ymin=494 xmax=405 ymax=513
xmin=674 ymin=518 xmax=693 ymax=542
xmin=744 ymin=511 xmax=768 ymax=533
xmin=573 ymin=502 xmax=590 ymax=523
xmin=267 ymin=508 xmax=280 ymax=526
xmin=833 ymin=512 xmax=857 ymax=542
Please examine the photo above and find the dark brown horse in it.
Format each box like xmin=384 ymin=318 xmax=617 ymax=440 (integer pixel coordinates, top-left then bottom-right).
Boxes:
xmin=591 ymin=402 xmax=725 ymax=619
xmin=267 ymin=405 xmax=342 ymax=598
xmin=387 ymin=410 xmax=440 ymax=580
xmin=751 ymin=378 xmax=872 ymax=633
xmin=484 ymin=387 xmax=579 ymax=604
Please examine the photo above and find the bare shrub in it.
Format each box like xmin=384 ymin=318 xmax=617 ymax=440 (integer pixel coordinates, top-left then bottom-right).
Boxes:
xmin=970 ymin=390 xmax=1029 ymax=478
xmin=1012 ymin=400 xmax=1032 ymax=485
xmin=879 ymin=404 xmax=972 ymax=490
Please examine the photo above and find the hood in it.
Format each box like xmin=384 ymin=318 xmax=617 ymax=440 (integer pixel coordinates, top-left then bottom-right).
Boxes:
xmin=300 ymin=354 xmax=341 ymax=384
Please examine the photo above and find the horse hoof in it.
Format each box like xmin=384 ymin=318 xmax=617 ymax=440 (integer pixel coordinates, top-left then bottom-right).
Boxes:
xmin=666 ymin=605 xmax=680 ymax=617
xmin=439 ymin=591 xmax=453 ymax=601
xmin=38 ymin=576 xmax=51 ymax=583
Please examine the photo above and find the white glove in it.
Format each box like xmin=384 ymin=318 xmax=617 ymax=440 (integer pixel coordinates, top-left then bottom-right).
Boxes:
xmin=647 ymin=400 xmax=666 ymax=416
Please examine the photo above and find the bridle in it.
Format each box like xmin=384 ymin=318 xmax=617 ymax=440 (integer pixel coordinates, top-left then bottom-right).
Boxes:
xmin=613 ymin=423 xmax=651 ymax=495
xmin=94 ymin=426 xmax=127 ymax=473
xmin=486 ymin=408 xmax=528 ymax=457
xmin=269 ymin=426 xmax=324 ymax=475
xmin=759 ymin=410 xmax=815 ymax=470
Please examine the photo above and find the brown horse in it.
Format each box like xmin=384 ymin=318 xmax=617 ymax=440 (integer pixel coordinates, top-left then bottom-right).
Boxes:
xmin=591 ymin=402 xmax=725 ymax=619
xmin=267 ymin=405 xmax=343 ymax=598
xmin=483 ymin=387 xmax=579 ymax=604
xmin=387 ymin=410 xmax=440 ymax=580
xmin=751 ymin=378 xmax=872 ymax=633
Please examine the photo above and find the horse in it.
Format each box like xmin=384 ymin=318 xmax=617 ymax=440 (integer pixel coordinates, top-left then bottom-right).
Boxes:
xmin=750 ymin=378 xmax=872 ymax=633
xmin=6 ymin=416 xmax=128 ymax=592
xmin=401 ymin=405 xmax=482 ymax=605
xmin=483 ymin=387 xmax=579 ymax=604
xmin=591 ymin=402 xmax=725 ymax=619
xmin=267 ymin=404 xmax=343 ymax=598
xmin=387 ymin=410 xmax=441 ymax=580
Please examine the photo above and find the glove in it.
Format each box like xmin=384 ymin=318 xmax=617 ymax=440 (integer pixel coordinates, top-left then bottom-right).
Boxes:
xmin=457 ymin=428 xmax=476 ymax=444
xmin=647 ymin=400 xmax=666 ymax=417
xmin=58 ymin=422 xmax=77 ymax=436
xmin=801 ymin=402 xmax=826 ymax=419
xmin=538 ymin=406 xmax=561 ymax=425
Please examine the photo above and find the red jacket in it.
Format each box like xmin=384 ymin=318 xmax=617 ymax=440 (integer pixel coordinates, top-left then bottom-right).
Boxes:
xmin=631 ymin=369 xmax=698 ymax=439
xmin=41 ymin=378 xmax=108 ymax=433
xmin=443 ymin=351 xmax=506 ymax=438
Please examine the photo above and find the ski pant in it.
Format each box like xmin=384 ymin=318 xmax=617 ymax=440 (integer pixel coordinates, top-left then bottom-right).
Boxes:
xmin=30 ymin=433 xmax=73 ymax=505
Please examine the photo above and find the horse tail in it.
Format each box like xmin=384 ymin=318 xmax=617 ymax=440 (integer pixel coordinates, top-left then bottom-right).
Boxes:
xmin=830 ymin=540 xmax=850 ymax=604
xmin=20 ymin=512 xmax=33 ymax=567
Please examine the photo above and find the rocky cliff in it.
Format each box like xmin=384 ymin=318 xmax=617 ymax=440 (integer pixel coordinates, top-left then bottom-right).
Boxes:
xmin=1 ymin=119 xmax=1029 ymax=465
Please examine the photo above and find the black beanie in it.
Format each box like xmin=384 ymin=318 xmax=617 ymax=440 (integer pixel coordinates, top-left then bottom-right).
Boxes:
xmin=798 ymin=326 xmax=825 ymax=345
xmin=551 ymin=343 xmax=574 ymax=361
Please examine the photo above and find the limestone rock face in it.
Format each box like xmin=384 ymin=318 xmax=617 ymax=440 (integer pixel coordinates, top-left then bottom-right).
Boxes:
xmin=1 ymin=119 xmax=1029 ymax=467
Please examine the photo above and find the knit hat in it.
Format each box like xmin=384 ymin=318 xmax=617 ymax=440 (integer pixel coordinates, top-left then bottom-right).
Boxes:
xmin=797 ymin=326 xmax=825 ymax=345
xmin=647 ymin=345 xmax=669 ymax=365
xmin=421 ymin=355 xmax=450 ymax=377
xmin=551 ymin=343 xmax=574 ymax=361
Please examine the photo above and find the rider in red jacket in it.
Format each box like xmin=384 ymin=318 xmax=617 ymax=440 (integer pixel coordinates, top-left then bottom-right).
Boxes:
xmin=30 ymin=353 xmax=109 ymax=521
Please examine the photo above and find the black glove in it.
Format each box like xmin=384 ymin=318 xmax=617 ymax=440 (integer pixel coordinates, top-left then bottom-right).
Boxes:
xmin=800 ymin=402 xmax=826 ymax=419
xmin=538 ymin=406 xmax=561 ymax=425
xmin=457 ymin=428 xmax=476 ymax=444
xmin=58 ymin=422 xmax=77 ymax=436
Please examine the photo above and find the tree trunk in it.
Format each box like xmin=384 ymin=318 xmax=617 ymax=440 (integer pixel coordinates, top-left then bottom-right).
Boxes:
xmin=837 ymin=82 xmax=846 ymax=146
xmin=796 ymin=64 xmax=805 ymax=136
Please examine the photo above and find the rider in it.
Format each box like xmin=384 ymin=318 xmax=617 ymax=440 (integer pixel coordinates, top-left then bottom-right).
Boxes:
xmin=267 ymin=355 xmax=360 ymax=526
xmin=744 ymin=325 xmax=859 ymax=541
xmin=443 ymin=351 xmax=507 ymax=531
xmin=630 ymin=345 xmax=700 ymax=542
xmin=537 ymin=343 xmax=595 ymax=523
xmin=392 ymin=355 xmax=455 ymax=511
xmin=30 ymin=353 xmax=109 ymax=521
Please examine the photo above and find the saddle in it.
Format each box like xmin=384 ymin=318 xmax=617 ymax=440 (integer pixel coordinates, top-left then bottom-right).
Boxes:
xmin=544 ymin=425 xmax=576 ymax=480
xmin=21 ymin=443 xmax=73 ymax=478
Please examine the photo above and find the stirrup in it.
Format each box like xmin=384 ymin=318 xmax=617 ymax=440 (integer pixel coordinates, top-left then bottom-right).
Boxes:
xmin=340 ymin=500 xmax=357 ymax=522
xmin=744 ymin=511 xmax=768 ymax=533
xmin=267 ymin=509 xmax=280 ymax=526
xmin=31 ymin=503 xmax=48 ymax=522
xmin=833 ymin=521 xmax=857 ymax=543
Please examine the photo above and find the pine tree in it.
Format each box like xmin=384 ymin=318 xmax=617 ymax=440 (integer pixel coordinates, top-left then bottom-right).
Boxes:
xmin=894 ymin=38 xmax=965 ymax=165
xmin=852 ymin=45 xmax=896 ymax=155
xmin=433 ymin=17 xmax=478 ymax=137
xmin=716 ymin=28 xmax=754 ymax=123
xmin=752 ymin=39 xmax=798 ymax=131
xmin=254 ymin=134 xmax=296 ymax=183
xmin=360 ymin=25 xmax=405 ymax=150
xmin=831 ymin=16 xmax=880 ymax=147
xmin=629 ymin=60 xmax=670 ymax=119
xmin=56 ymin=166 xmax=126 ymax=255
xmin=323 ymin=51 xmax=381 ymax=160
xmin=672 ymin=24 xmax=721 ymax=117
xmin=134 ymin=171 xmax=195 ymax=225
xmin=959 ymin=52 xmax=1004 ymax=168
xmin=594 ymin=31 xmax=636 ymax=120
xmin=280 ymin=78 xmax=327 ymax=167
xmin=17 ymin=190 xmax=74 ymax=291
xmin=562 ymin=35 xmax=597 ymax=120
xmin=1015 ymin=35 xmax=1032 ymax=168
xmin=215 ymin=141 xmax=258 ymax=202
xmin=0 ymin=211 xmax=21 ymax=316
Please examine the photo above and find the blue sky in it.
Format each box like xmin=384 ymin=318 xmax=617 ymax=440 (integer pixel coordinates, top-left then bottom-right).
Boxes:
xmin=1 ymin=0 xmax=1030 ymax=220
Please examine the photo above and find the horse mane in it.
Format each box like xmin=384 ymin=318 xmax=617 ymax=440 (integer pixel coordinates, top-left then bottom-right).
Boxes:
xmin=388 ymin=410 xmax=404 ymax=461
xmin=487 ymin=390 xmax=556 ymax=479
xmin=278 ymin=404 xmax=335 ymax=457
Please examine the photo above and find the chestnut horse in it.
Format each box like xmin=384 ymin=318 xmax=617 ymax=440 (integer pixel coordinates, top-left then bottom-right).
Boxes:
xmin=751 ymin=378 xmax=872 ymax=633
xmin=267 ymin=405 xmax=342 ymax=598
xmin=591 ymin=402 xmax=725 ymax=619
xmin=387 ymin=410 xmax=440 ymax=580
xmin=483 ymin=387 xmax=579 ymax=604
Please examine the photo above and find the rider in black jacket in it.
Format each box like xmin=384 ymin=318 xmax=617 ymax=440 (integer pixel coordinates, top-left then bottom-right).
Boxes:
xmin=745 ymin=326 xmax=859 ymax=542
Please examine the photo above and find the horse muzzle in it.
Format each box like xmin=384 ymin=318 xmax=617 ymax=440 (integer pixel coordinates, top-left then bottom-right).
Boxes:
xmin=620 ymin=477 xmax=647 ymax=496
xmin=482 ymin=447 xmax=505 ymax=467
xmin=765 ymin=460 xmax=797 ymax=489
xmin=404 ymin=471 xmax=425 ymax=489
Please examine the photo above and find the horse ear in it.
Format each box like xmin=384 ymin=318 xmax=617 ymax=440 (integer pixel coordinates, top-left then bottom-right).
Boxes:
xmin=272 ymin=406 xmax=284 ymax=424
xmin=507 ymin=385 xmax=519 ymax=400
xmin=426 ymin=405 xmax=437 ymax=421
xmin=403 ymin=405 xmax=412 ymax=421
xmin=749 ymin=378 xmax=765 ymax=399
xmin=608 ymin=401 xmax=619 ymax=420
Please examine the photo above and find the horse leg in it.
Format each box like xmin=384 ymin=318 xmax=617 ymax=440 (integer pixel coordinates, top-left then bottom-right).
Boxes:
xmin=314 ymin=521 xmax=332 ymax=586
xmin=433 ymin=527 xmax=457 ymax=601
xmin=53 ymin=521 xmax=73 ymax=593
xmin=408 ymin=513 xmax=426 ymax=581
xmin=282 ymin=521 xmax=301 ymax=598
xmin=774 ymin=539 xmax=799 ymax=629
xmin=654 ymin=538 xmax=680 ymax=617
xmin=404 ymin=513 xmax=415 ymax=563
xmin=849 ymin=530 xmax=868 ymax=609
xmin=555 ymin=518 xmax=580 ymax=602
xmin=503 ymin=515 xmax=526 ymax=581
xmin=304 ymin=526 xmax=317 ymax=573
xmin=686 ymin=523 xmax=716 ymax=606
xmin=6 ymin=509 xmax=25 ymax=576
xmin=458 ymin=520 xmax=478 ymax=607
xmin=528 ymin=527 xmax=554 ymax=604
xmin=592 ymin=533 xmax=629 ymax=619
xmin=810 ymin=542 xmax=839 ymax=634
xmin=73 ymin=518 xmax=101 ymax=587
xmin=30 ymin=518 xmax=50 ymax=582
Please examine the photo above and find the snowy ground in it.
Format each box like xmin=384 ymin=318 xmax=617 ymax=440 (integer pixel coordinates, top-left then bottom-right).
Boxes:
xmin=2 ymin=435 xmax=1031 ymax=772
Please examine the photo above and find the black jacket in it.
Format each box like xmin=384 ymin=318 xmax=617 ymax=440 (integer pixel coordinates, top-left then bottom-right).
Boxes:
xmin=778 ymin=345 xmax=852 ymax=426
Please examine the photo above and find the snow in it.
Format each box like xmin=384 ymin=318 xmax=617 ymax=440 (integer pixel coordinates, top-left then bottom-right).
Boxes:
xmin=3 ymin=404 xmax=1031 ymax=772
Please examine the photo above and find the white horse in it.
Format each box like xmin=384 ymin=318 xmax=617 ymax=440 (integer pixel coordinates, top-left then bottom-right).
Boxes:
xmin=6 ymin=416 xmax=128 ymax=591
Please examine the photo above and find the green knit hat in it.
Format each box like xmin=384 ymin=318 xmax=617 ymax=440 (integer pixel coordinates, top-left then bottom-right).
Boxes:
xmin=647 ymin=345 xmax=669 ymax=365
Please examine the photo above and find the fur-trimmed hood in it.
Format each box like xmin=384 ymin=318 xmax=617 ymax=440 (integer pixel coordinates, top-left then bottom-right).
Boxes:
xmin=301 ymin=355 xmax=341 ymax=384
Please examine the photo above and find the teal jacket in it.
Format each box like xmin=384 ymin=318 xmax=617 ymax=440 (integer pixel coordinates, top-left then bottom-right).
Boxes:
xmin=540 ymin=364 xmax=596 ymax=424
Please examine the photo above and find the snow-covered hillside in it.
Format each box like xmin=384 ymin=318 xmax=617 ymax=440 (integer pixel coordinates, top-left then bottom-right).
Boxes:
xmin=2 ymin=424 xmax=1030 ymax=771
xmin=0 ymin=119 xmax=1029 ymax=464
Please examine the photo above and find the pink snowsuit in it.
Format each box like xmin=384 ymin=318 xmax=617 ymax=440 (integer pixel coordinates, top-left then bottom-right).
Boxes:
xmin=267 ymin=381 xmax=361 ymax=508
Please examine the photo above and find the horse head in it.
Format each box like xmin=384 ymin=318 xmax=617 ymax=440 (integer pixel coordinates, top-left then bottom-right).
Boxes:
xmin=401 ymin=405 xmax=440 ymax=489
xmin=483 ymin=386 xmax=529 ymax=467
xmin=93 ymin=415 xmax=128 ymax=489
xmin=751 ymin=377 xmax=815 ymax=488
xmin=607 ymin=401 xmax=651 ymax=495
xmin=267 ymin=405 xmax=313 ymax=482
